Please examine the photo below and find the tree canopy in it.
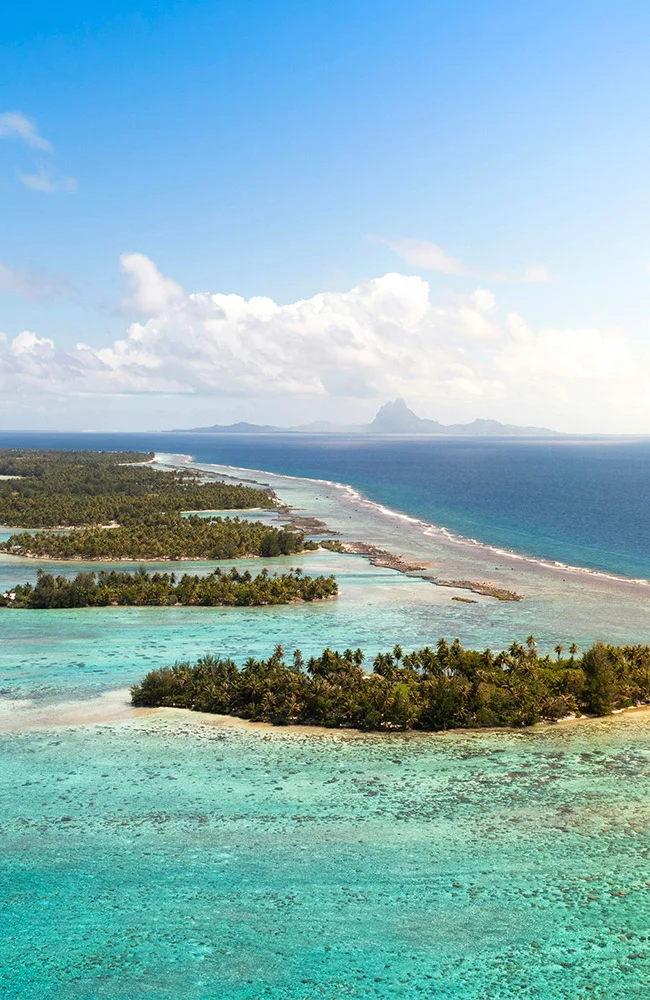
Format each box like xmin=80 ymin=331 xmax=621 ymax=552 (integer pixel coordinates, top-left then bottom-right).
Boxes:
xmin=0 ymin=449 xmax=274 ymax=528
xmin=1 ymin=566 xmax=337 ymax=608
xmin=131 ymin=639 xmax=650 ymax=730
xmin=1 ymin=516 xmax=314 ymax=560
xmin=0 ymin=449 xmax=319 ymax=562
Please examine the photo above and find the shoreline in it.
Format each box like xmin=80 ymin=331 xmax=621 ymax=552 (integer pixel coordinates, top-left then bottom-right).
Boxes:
xmin=4 ymin=687 xmax=650 ymax=737
xmin=0 ymin=550 xmax=316 ymax=563
xmin=5 ymin=449 xmax=650 ymax=603
xmin=336 ymin=540 xmax=431 ymax=574
xmin=151 ymin=700 xmax=650 ymax=738
xmin=330 ymin=542 xmax=522 ymax=599
xmin=0 ymin=593 xmax=337 ymax=611
xmin=156 ymin=452 xmax=650 ymax=595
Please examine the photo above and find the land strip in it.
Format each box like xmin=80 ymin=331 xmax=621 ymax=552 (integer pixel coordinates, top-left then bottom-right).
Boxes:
xmin=436 ymin=580 xmax=522 ymax=601
xmin=0 ymin=449 xmax=320 ymax=562
xmin=1 ymin=567 xmax=337 ymax=609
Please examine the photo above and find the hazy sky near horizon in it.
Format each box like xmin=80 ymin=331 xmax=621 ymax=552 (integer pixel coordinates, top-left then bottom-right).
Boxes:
xmin=2 ymin=0 xmax=650 ymax=432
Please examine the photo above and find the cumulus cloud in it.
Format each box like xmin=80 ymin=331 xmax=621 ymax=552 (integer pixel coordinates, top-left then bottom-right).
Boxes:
xmin=1 ymin=254 xmax=649 ymax=432
xmin=118 ymin=252 xmax=185 ymax=315
xmin=9 ymin=330 xmax=56 ymax=358
xmin=0 ymin=112 xmax=52 ymax=151
xmin=0 ymin=260 xmax=500 ymax=403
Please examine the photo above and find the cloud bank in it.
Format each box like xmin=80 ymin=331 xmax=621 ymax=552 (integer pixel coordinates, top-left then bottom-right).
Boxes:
xmin=0 ymin=254 xmax=647 ymax=432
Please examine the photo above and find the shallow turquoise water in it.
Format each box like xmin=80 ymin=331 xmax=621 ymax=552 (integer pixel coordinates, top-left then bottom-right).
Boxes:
xmin=0 ymin=549 xmax=521 ymax=709
xmin=5 ymin=543 xmax=648 ymax=716
xmin=2 ymin=713 xmax=650 ymax=999
xmin=3 ymin=444 xmax=650 ymax=998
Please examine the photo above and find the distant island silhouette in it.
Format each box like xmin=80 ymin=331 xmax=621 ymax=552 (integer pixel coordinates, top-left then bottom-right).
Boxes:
xmin=173 ymin=398 xmax=558 ymax=437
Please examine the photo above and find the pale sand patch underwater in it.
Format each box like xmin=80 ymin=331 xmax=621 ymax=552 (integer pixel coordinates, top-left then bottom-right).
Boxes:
xmin=0 ymin=688 xmax=154 ymax=732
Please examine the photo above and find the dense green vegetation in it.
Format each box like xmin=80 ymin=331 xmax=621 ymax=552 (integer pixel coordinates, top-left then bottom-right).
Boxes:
xmin=1 ymin=567 xmax=337 ymax=608
xmin=0 ymin=449 xmax=274 ymax=527
xmin=131 ymin=637 xmax=650 ymax=729
xmin=0 ymin=448 xmax=321 ymax=562
xmin=1 ymin=517 xmax=315 ymax=560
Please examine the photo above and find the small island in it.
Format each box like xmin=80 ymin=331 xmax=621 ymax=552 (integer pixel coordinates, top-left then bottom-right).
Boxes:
xmin=437 ymin=580 xmax=522 ymax=601
xmin=131 ymin=637 xmax=644 ymax=730
xmin=0 ymin=449 xmax=317 ymax=561
xmin=1 ymin=518 xmax=316 ymax=561
xmin=0 ymin=448 xmax=275 ymax=527
xmin=1 ymin=567 xmax=338 ymax=609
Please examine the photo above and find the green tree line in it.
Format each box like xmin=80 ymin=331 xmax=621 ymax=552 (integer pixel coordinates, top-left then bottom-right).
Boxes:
xmin=0 ymin=516 xmax=315 ymax=560
xmin=130 ymin=637 xmax=650 ymax=729
xmin=1 ymin=567 xmax=337 ymax=609
xmin=0 ymin=449 xmax=274 ymax=527
xmin=0 ymin=449 xmax=315 ymax=562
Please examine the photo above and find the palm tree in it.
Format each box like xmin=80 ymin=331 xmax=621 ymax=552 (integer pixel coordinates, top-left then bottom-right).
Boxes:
xmin=554 ymin=643 xmax=564 ymax=662
xmin=508 ymin=640 xmax=525 ymax=663
xmin=374 ymin=652 xmax=396 ymax=678
xmin=495 ymin=651 xmax=511 ymax=670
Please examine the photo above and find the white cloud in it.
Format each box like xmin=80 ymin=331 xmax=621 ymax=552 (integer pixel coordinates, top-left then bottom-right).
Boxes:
xmin=522 ymin=263 xmax=552 ymax=284
xmin=374 ymin=236 xmax=466 ymax=274
xmin=1 ymin=254 xmax=650 ymax=432
xmin=118 ymin=252 xmax=185 ymax=315
xmin=0 ymin=261 xmax=497 ymax=403
xmin=0 ymin=112 xmax=52 ymax=151
xmin=18 ymin=168 xmax=77 ymax=194
xmin=499 ymin=314 xmax=631 ymax=382
xmin=9 ymin=330 xmax=56 ymax=357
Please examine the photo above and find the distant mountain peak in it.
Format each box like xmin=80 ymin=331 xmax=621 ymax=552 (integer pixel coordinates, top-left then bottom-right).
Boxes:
xmin=174 ymin=399 xmax=558 ymax=437
xmin=370 ymin=399 xmax=443 ymax=434
xmin=381 ymin=397 xmax=408 ymax=411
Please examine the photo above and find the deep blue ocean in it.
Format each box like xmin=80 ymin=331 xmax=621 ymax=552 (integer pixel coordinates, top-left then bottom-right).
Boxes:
xmin=2 ymin=431 xmax=650 ymax=579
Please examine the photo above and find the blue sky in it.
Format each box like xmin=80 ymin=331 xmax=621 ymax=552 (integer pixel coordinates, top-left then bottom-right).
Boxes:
xmin=2 ymin=1 xmax=650 ymax=431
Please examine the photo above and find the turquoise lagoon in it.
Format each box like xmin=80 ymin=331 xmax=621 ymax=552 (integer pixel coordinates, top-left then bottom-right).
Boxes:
xmin=3 ymin=713 xmax=650 ymax=998
xmin=3 ymin=452 xmax=650 ymax=997
xmin=1 ymin=548 xmax=483 ymax=717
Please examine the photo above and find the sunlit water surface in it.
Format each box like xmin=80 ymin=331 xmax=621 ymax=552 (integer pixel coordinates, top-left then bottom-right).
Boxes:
xmin=2 ymin=714 xmax=650 ymax=999
xmin=2 ymin=436 xmax=650 ymax=997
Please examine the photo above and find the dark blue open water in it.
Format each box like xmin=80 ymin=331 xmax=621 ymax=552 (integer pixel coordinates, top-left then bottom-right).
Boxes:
xmin=2 ymin=431 xmax=650 ymax=580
